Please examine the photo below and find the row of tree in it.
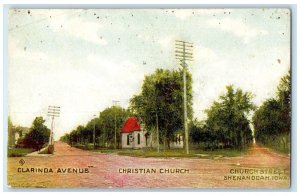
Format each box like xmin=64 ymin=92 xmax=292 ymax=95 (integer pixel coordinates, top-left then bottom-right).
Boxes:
xmin=9 ymin=68 xmax=290 ymax=152
xmin=61 ymin=67 xmax=291 ymax=152
xmin=253 ymin=71 xmax=291 ymax=152
xmin=61 ymin=68 xmax=192 ymax=149
xmin=60 ymin=106 xmax=131 ymax=148
xmin=190 ymin=85 xmax=255 ymax=149
xmin=189 ymin=71 xmax=291 ymax=151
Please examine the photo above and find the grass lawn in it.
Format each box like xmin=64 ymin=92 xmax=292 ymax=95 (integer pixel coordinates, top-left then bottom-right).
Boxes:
xmin=91 ymin=148 xmax=245 ymax=159
xmin=7 ymin=148 xmax=35 ymax=157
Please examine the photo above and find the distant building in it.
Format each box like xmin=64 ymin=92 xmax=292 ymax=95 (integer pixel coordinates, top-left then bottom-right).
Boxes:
xmin=169 ymin=134 xmax=183 ymax=149
xmin=120 ymin=117 xmax=150 ymax=149
xmin=8 ymin=126 xmax=29 ymax=148
xmin=14 ymin=132 xmax=21 ymax=144
xmin=120 ymin=117 xmax=183 ymax=149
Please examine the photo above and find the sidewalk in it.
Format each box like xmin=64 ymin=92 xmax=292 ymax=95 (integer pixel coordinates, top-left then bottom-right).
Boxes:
xmin=26 ymin=146 xmax=52 ymax=157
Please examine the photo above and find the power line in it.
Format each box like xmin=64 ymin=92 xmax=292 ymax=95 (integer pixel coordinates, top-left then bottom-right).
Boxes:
xmin=175 ymin=40 xmax=193 ymax=155
xmin=47 ymin=105 xmax=60 ymax=146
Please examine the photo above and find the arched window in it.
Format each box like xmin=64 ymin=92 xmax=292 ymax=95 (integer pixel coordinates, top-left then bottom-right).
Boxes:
xmin=127 ymin=134 xmax=130 ymax=145
xmin=137 ymin=133 xmax=141 ymax=145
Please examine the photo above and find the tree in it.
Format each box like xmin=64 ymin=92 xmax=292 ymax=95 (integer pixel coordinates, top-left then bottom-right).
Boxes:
xmin=205 ymin=85 xmax=255 ymax=149
xmin=189 ymin=120 xmax=203 ymax=145
xmin=189 ymin=120 xmax=208 ymax=144
xmin=69 ymin=129 xmax=80 ymax=145
xmin=64 ymin=106 xmax=131 ymax=148
xmin=21 ymin=117 xmax=50 ymax=151
xmin=253 ymin=99 xmax=283 ymax=142
xmin=60 ymin=133 xmax=70 ymax=144
xmin=129 ymin=68 xmax=193 ymax=149
xmin=277 ymin=71 xmax=291 ymax=134
xmin=253 ymin=71 xmax=291 ymax=151
xmin=97 ymin=106 xmax=131 ymax=148
xmin=8 ymin=117 xmax=14 ymax=147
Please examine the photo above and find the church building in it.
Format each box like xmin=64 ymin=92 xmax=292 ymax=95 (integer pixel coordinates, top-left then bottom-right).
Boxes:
xmin=120 ymin=117 xmax=150 ymax=149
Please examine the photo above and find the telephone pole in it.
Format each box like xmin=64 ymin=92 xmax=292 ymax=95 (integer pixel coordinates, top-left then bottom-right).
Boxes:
xmin=47 ymin=106 xmax=60 ymax=145
xmin=175 ymin=40 xmax=193 ymax=154
xmin=113 ymin=100 xmax=120 ymax=149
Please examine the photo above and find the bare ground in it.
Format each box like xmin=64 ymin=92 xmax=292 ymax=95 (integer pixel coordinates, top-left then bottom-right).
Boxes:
xmin=7 ymin=141 xmax=290 ymax=189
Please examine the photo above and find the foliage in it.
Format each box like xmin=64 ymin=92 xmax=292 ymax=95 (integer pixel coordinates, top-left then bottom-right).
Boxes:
xmin=62 ymin=106 xmax=131 ymax=148
xmin=253 ymin=71 xmax=291 ymax=153
xmin=129 ymin=68 xmax=193 ymax=149
xmin=97 ymin=106 xmax=131 ymax=148
xmin=276 ymin=71 xmax=291 ymax=134
xmin=8 ymin=117 xmax=14 ymax=147
xmin=60 ymin=133 xmax=70 ymax=143
xmin=189 ymin=121 xmax=217 ymax=149
xmin=18 ymin=117 xmax=50 ymax=151
xmin=204 ymin=85 xmax=255 ymax=149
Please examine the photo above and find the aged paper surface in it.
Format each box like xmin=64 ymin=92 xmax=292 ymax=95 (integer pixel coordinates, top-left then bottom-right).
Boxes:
xmin=7 ymin=8 xmax=291 ymax=188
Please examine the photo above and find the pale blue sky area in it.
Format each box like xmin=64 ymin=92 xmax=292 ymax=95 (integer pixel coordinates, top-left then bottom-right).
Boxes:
xmin=8 ymin=9 xmax=290 ymax=139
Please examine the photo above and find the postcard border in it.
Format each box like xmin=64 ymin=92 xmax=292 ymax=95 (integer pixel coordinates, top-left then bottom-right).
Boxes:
xmin=2 ymin=3 xmax=297 ymax=192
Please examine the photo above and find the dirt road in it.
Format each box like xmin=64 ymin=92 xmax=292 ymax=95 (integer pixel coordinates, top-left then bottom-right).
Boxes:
xmin=7 ymin=141 xmax=290 ymax=189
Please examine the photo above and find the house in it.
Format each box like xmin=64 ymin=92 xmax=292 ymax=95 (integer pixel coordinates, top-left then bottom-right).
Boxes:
xmin=120 ymin=117 xmax=150 ymax=149
xmin=8 ymin=126 xmax=29 ymax=148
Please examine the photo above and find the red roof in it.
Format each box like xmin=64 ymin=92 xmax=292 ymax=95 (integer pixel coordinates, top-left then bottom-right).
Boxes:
xmin=121 ymin=117 xmax=141 ymax=133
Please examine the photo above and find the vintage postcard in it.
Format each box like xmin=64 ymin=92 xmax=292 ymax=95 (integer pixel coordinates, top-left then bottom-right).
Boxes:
xmin=7 ymin=8 xmax=291 ymax=189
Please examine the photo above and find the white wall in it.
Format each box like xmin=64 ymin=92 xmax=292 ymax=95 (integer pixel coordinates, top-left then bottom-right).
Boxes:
xmin=121 ymin=130 xmax=147 ymax=149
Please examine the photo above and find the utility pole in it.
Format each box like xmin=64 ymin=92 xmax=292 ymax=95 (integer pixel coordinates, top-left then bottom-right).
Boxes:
xmin=175 ymin=40 xmax=193 ymax=154
xmin=93 ymin=114 xmax=96 ymax=150
xmin=112 ymin=100 xmax=120 ymax=149
xmin=47 ymin=106 xmax=60 ymax=146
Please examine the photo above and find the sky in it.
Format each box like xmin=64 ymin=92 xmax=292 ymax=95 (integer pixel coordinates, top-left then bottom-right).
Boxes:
xmin=8 ymin=8 xmax=290 ymax=140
